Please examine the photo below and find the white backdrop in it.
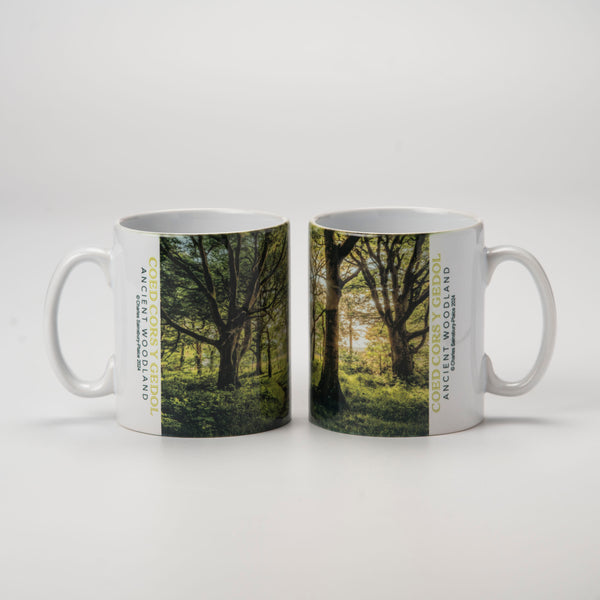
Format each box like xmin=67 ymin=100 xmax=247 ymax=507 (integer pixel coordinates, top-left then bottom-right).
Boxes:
xmin=1 ymin=2 xmax=599 ymax=599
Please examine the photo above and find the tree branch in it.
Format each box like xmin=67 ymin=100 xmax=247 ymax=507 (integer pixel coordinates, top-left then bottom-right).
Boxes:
xmin=338 ymin=235 xmax=359 ymax=260
xmin=225 ymin=234 xmax=240 ymax=323
xmin=192 ymin=236 xmax=217 ymax=299
xmin=161 ymin=240 xmax=225 ymax=331
xmin=259 ymin=231 xmax=287 ymax=287
xmin=408 ymin=327 xmax=429 ymax=341
xmin=161 ymin=308 xmax=219 ymax=348
xmin=352 ymin=246 xmax=387 ymax=323
xmin=341 ymin=267 xmax=361 ymax=286
xmin=242 ymin=231 xmax=272 ymax=315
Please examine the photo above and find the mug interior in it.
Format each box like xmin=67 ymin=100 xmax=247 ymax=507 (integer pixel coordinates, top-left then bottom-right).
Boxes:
xmin=119 ymin=209 xmax=286 ymax=235
xmin=312 ymin=207 xmax=481 ymax=234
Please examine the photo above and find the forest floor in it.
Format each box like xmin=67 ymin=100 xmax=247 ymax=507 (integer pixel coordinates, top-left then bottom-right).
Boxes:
xmin=161 ymin=369 xmax=290 ymax=437
xmin=311 ymin=369 xmax=429 ymax=437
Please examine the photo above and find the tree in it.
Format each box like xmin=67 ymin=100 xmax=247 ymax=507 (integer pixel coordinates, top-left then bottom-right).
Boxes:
xmin=160 ymin=228 xmax=287 ymax=389
xmin=194 ymin=340 xmax=202 ymax=375
xmin=313 ymin=228 xmax=359 ymax=412
xmin=349 ymin=235 xmax=429 ymax=381
xmin=363 ymin=321 xmax=392 ymax=376
xmin=310 ymin=226 xmax=327 ymax=365
xmin=339 ymin=283 xmax=370 ymax=357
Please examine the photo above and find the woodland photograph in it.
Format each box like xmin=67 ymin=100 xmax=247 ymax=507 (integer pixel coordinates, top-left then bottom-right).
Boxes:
xmin=310 ymin=227 xmax=430 ymax=436
xmin=159 ymin=225 xmax=289 ymax=437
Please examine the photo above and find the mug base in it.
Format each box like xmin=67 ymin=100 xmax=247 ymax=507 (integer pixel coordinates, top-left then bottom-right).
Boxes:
xmin=118 ymin=415 xmax=292 ymax=438
xmin=309 ymin=415 xmax=484 ymax=437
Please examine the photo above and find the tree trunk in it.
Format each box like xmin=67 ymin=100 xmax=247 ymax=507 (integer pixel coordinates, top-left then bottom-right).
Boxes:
xmin=388 ymin=323 xmax=415 ymax=380
xmin=255 ymin=325 xmax=263 ymax=376
xmin=316 ymin=302 xmax=345 ymax=411
xmin=217 ymin=334 xmax=241 ymax=388
xmin=195 ymin=341 xmax=202 ymax=375
xmin=314 ymin=231 xmax=358 ymax=414
xmin=266 ymin=327 xmax=272 ymax=378
xmin=311 ymin=325 xmax=316 ymax=364
xmin=179 ymin=342 xmax=185 ymax=370
xmin=316 ymin=232 xmax=345 ymax=411
xmin=311 ymin=308 xmax=316 ymax=365
xmin=320 ymin=315 xmax=325 ymax=361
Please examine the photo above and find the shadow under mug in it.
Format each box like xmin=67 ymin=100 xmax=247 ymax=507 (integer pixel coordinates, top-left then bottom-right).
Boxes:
xmin=309 ymin=207 xmax=556 ymax=436
xmin=45 ymin=209 xmax=290 ymax=437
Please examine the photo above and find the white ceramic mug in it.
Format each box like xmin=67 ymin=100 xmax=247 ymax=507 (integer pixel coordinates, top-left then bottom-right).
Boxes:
xmin=45 ymin=209 xmax=290 ymax=437
xmin=309 ymin=207 xmax=556 ymax=436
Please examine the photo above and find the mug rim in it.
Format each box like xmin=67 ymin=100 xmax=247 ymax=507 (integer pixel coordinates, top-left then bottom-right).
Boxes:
xmin=118 ymin=208 xmax=288 ymax=236
xmin=310 ymin=206 xmax=483 ymax=235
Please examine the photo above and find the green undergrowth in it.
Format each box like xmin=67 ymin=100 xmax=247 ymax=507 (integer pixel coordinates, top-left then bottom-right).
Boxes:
xmin=311 ymin=370 xmax=428 ymax=437
xmin=161 ymin=370 xmax=289 ymax=437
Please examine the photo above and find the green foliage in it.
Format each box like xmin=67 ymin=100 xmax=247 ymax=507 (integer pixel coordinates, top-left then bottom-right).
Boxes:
xmin=311 ymin=371 xmax=428 ymax=437
xmin=161 ymin=370 xmax=289 ymax=437
xmin=159 ymin=224 xmax=289 ymax=436
xmin=310 ymin=227 xmax=431 ymax=436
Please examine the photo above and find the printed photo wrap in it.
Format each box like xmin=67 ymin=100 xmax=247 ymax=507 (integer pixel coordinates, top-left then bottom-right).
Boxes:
xmin=132 ymin=224 xmax=290 ymax=436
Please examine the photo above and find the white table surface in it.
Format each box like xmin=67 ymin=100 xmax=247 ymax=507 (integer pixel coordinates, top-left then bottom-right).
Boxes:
xmin=2 ymin=382 xmax=599 ymax=600
xmin=2 ymin=2 xmax=599 ymax=598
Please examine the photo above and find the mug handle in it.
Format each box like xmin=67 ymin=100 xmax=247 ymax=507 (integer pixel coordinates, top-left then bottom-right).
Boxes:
xmin=484 ymin=246 xmax=556 ymax=396
xmin=44 ymin=248 xmax=115 ymax=397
